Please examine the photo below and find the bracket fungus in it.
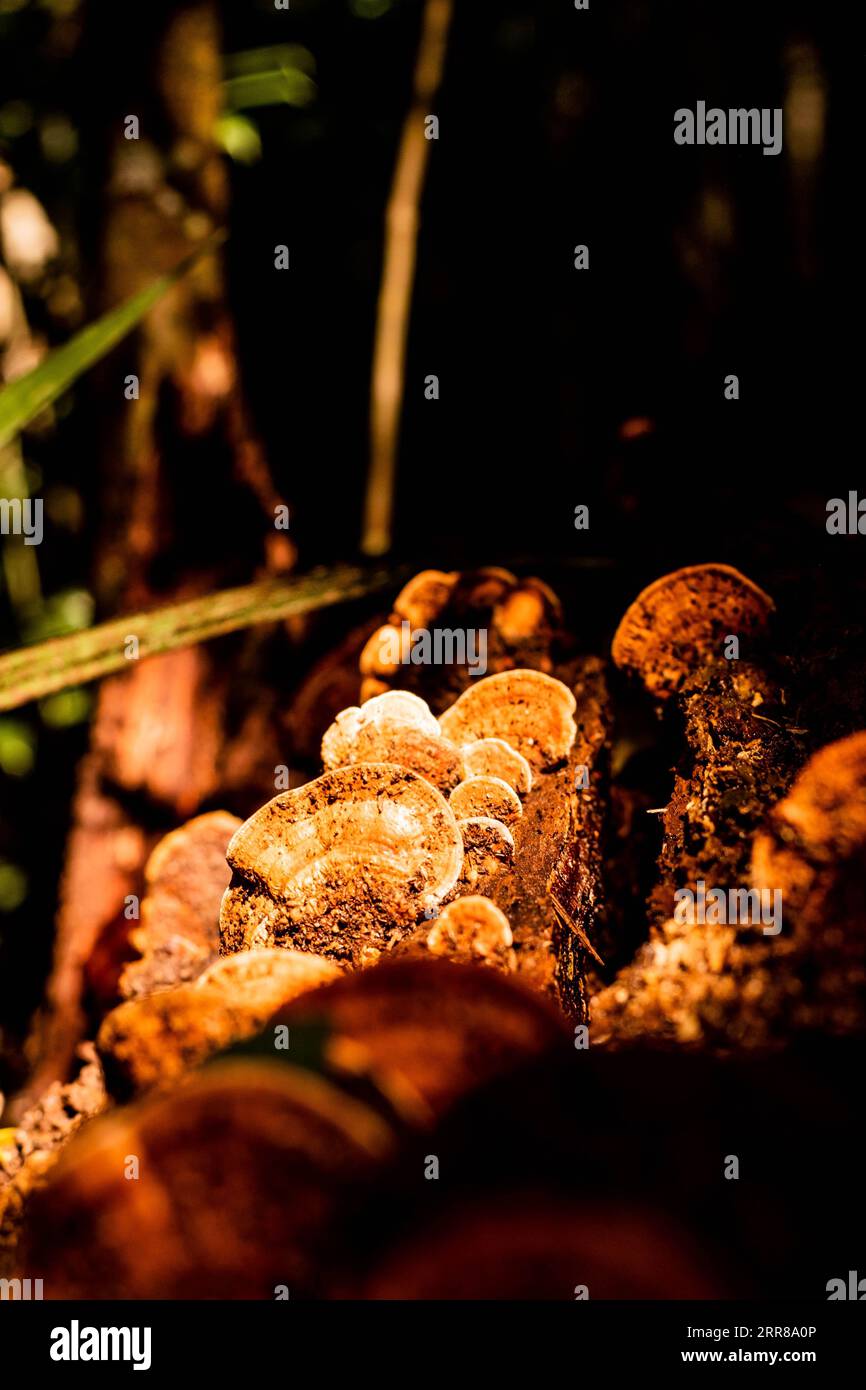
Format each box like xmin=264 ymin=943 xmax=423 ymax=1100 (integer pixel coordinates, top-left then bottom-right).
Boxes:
xmin=611 ymin=563 xmax=774 ymax=701
xmin=456 ymin=816 xmax=516 ymax=888
xmin=219 ymin=764 xmax=464 ymax=965
xmin=359 ymin=567 xmax=564 ymax=707
xmin=98 ymin=949 xmax=341 ymax=1097
xmin=120 ymin=809 xmax=242 ymax=999
xmin=752 ymin=730 xmax=866 ymax=950
xmin=461 ymin=738 xmax=533 ymax=795
xmin=391 ymin=568 xmax=459 ymax=630
xmin=425 ymin=896 xmax=515 ymax=970
xmin=321 ymin=690 xmax=463 ymax=794
xmin=439 ymin=669 xmax=577 ymax=770
xmin=273 ymin=957 xmax=569 ymax=1119
xmin=491 ymin=577 xmax=562 ymax=647
xmin=449 ymin=774 xmax=523 ymax=827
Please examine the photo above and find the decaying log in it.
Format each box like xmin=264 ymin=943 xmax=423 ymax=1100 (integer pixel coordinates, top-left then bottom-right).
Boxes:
xmin=592 ymin=566 xmax=863 ymax=1047
xmin=0 ymin=1044 xmax=106 ymax=1278
xmin=649 ymin=663 xmax=803 ymax=928
xmin=7 ymin=563 xmax=866 ymax=1297
xmin=490 ymin=657 xmax=609 ymax=1013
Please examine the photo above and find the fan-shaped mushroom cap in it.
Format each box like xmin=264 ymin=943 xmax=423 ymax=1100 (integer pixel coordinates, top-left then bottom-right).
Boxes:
xmin=456 ymin=815 xmax=515 ymax=889
xmin=99 ymin=949 xmax=341 ymax=1097
xmin=492 ymin=577 xmax=562 ymax=644
xmin=137 ymin=809 xmax=242 ymax=954
xmin=450 ymin=566 xmax=518 ymax=611
xmin=461 ymin=738 xmax=533 ymax=795
xmin=359 ymin=568 xmax=565 ymax=708
xmin=611 ymin=563 xmax=774 ymax=701
xmin=120 ymin=809 xmax=242 ymax=998
xmin=752 ymin=729 xmax=866 ymax=938
xmin=392 ymin=569 xmax=457 ymax=629
xmin=426 ymin=896 xmax=514 ymax=968
xmin=449 ymin=775 xmax=523 ymax=827
xmin=439 ymin=669 xmax=577 ymax=770
xmin=359 ymin=623 xmax=411 ymax=679
xmin=321 ymin=691 xmax=462 ymax=793
xmin=219 ymin=764 xmax=464 ymax=964
xmin=361 ymin=689 xmax=441 ymax=731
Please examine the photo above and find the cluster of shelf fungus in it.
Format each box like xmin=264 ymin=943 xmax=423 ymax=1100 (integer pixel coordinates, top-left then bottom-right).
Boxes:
xmin=1 ymin=561 xmax=864 ymax=1297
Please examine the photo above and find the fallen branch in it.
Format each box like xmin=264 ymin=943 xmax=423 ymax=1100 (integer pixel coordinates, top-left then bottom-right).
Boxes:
xmin=0 ymin=565 xmax=402 ymax=712
xmin=361 ymin=0 xmax=455 ymax=557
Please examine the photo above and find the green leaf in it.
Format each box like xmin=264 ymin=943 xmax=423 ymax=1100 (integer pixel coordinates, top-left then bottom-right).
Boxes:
xmin=216 ymin=112 xmax=262 ymax=164
xmin=223 ymin=68 xmax=315 ymax=111
xmin=0 ymin=230 xmax=226 ymax=450
xmin=223 ymin=43 xmax=316 ymax=112
xmin=224 ymin=44 xmax=315 ymax=78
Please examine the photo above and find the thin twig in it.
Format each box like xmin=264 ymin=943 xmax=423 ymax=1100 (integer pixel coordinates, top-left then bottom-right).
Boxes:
xmin=0 ymin=565 xmax=402 ymax=712
xmin=361 ymin=0 xmax=455 ymax=557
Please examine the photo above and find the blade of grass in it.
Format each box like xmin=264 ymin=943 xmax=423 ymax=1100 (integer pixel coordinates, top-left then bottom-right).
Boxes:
xmin=0 ymin=564 xmax=404 ymax=712
xmin=0 ymin=230 xmax=226 ymax=450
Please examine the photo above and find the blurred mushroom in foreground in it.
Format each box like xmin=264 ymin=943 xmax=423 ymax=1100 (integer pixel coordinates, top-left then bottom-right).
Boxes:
xmin=99 ymin=949 xmax=341 ymax=1098
xmin=362 ymin=1200 xmax=723 ymax=1300
xmin=23 ymin=1060 xmax=396 ymax=1299
xmin=120 ymin=810 xmax=241 ymax=999
xmin=273 ymin=958 xmax=569 ymax=1119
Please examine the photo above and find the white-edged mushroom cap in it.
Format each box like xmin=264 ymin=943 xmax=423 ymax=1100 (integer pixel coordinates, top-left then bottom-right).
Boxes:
xmin=193 ymin=948 xmax=341 ymax=994
xmin=322 ymin=690 xmax=440 ymax=765
xmin=220 ymin=764 xmax=464 ymax=961
xmin=460 ymin=738 xmax=533 ymax=795
xmin=321 ymin=692 xmax=461 ymax=792
xmin=449 ymin=775 xmax=523 ymax=826
xmin=359 ymin=689 xmax=441 ymax=732
xmin=426 ymin=895 xmax=514 ymax=966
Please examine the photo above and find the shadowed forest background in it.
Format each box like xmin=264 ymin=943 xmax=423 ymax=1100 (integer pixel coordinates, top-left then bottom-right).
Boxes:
xmin=0 ymin=0 xmax=857 ymax=1090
